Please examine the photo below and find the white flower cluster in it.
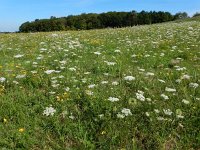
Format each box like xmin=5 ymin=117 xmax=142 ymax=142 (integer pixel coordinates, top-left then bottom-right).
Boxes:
xmin=0 ymin=77 xmax=6 ymax=83
xmin=104 ymin=61 xmax=116 ymax=66
xmin=44 ymin=70 xmax=55 ymax=74
xmin=117 ymin=108 xmax=132 ymax=118
xmin=108 ymin=97 xmax=119 ymax=102
xmin=136 ymin=90 xmax=145 ymax=101
xmin=189 ymin=83 xmax=199 ymax=89
xmin=94 ymin=51 xmax=101 ymax=55
xmin=124 ymin=76 xmax=135 ymax=81
xmin=161 ymin=94 xmax=169 ymax=100
xmin=163 ymin=109 xmax=173 ymax=116
xmin=165 ymin=87 xmax=176 ymax=92
xmin=43 ymin=106 xmax=56 ymax=116
xmin=16 ymin=74 xmax=26 ymax=79
xmin=14 ymin=54 xmax=24 ymax=58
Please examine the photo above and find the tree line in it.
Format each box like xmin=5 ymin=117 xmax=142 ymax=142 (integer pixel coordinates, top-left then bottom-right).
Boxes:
xmin=19 ymin=11 xmax=189 ymax=32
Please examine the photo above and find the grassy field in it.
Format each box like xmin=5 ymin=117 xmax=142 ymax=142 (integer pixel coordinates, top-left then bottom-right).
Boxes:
xmin=0 ymin=19 xmax=200 ymax=149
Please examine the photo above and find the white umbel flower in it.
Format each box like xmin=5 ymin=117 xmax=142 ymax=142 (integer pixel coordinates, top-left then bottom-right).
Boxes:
xmin=124 ymin=76 xmax=135 ymax=81
xmin=189 ymin=83 xmax=199 ymax=89
xmin=158 ymin=79 xmax=165 ymax=83
xmin=117 ymin=113 xmax=125 ymax=118
xmin=43 ymin=106 xmax=56 ymax=116
xmin=165 ymin=87 xmax=176 ymax=92
xmin=108 ymin=97 xmax=119 ymax=102
xmin=44 ymin=70 xmax=55 ymax=74
xmin=94 ymin=51 xmax=101 ymax=55
xmin=14 ymin=54 xmax=24 ymax=58
xmin=112 ymin=81 xmax=119 ymax=85
xmin=163 ymin=109 xmax=173 ymax=116
xmin=161 ymin=94 xmax=169 ymax=100
xmin=0 ymin=77 xmax=6 ymax=83
xmin=136 ymin=91 xmax=145 ymax=101
xmin=146 ymin=72 xmax=154 ymax=76
xmin=182 ymin=99 xmax=190 ymax=104
xmin=181 ymin=74 xmax=190 ymax=80
xmin=88 ymin=84 xmax=96 ymax=89
xmin=16 ymin=74 xmax=26 ymax=79
xmin=117 ymin=108 xmax=132 ymax=118
xmin=101 ymin=81 xmax=108 ymax=84
xmin=121 ymin=108 xmax=132 ymax=116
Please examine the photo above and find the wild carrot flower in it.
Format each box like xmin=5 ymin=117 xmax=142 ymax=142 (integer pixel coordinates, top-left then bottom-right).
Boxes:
xmin=124 ymin=76 xmax=135 ymax=81
xmin=43 ymin=106 xmax=56 ymax=116
xmin=108 ymin=97 xmax=119 ymax=102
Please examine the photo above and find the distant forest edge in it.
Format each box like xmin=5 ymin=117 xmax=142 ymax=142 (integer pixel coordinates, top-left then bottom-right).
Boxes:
xmin=19 ymin=11 xmax=199 ymax=32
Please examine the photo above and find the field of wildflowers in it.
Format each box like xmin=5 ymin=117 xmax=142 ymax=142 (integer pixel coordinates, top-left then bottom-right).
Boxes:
xmin=0 ymin=19 xmax=200 ymax=149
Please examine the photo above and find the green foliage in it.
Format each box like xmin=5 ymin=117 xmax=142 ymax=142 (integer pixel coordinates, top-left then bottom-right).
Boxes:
xmin=19 ymin=11 xmax=175 ymax=32
xmin=193 ymin=12 xmax=200 ymax=17
xmin=174 ymin=12 xmax=189 ymax=20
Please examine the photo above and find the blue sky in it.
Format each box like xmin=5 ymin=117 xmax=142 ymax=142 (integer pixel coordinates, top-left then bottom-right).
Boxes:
xmin=0 ymin=0 xmax=199 ymax=32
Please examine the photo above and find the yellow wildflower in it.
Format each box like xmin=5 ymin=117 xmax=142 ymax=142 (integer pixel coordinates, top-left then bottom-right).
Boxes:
xmin=57 ymin=96 xmax=63 ymax=101
xmin=18 ymin=128 xmax=25 ymax=132
xmin=63 ymin=92 xmax=69 ymax=98
xmin=101 ymin=131 xmax=106 ymax=135
xmin=3 ymin=118 xmax=7 ymax=123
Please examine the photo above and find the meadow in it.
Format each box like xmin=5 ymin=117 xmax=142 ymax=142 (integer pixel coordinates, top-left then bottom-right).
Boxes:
xmin=0 ymin=19 xmax=200 ymax=149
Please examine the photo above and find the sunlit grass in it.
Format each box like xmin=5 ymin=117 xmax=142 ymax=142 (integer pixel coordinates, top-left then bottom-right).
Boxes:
xmin=0 ymin=20 xmax=200 ymax=149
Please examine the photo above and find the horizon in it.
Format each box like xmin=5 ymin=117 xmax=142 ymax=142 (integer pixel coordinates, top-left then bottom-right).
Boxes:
xmin=0 ymin=0 xmax=200 ymax=32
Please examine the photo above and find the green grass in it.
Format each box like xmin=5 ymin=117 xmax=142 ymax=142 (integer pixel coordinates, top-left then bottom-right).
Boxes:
xmin=0 ymin=19 xmax=200 ymax=149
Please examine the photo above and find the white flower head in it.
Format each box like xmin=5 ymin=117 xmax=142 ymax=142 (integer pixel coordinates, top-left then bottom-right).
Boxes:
xmin=136 ymin=91 xmax=145 ymax=101
xmin=117 ymin=108 xmax=132 ymax=118
xmin=0 ymin=77 xmax=6 ymax=83
xmin=49 ymin=91 xmax=56 ymax=95
xmin=182 ymin=99 xmax=190 ymax=104
xmin=158 ymin=79 xmax=165 ymax=83
xmin=117 ymin=113 xmax=125 ymax=118
xmin=88 ymin=84 xmax=96 ymax=89
xmin=64 ymin=87 xmax=70 ymax=92
xmin=84 ymin=72 xmax=91 ymax=75
xmin=31 ymin=71 xmax=37 ymax=74
xmin=104 ymin=61 xmax=116 ymax=66
xmin=163 ymin=109 xmax=173 ymax=116
xmin=146 ymin=72 xmax=154 ymax=76
xmin=121 ymin=108 xmax=132 ymax=116
xmin=114 ymin=49 xmax=121 ymax=53
xmin=13 ymin=80 xmax=19 ymax=84
xmin=176 ymin=67 xmax=186 ymax=71
xmin=44 ymin=70 xmax=55 ymax=74
xmin=161 ymin=94 xmax=169 ymax=100
xmin=94 ymin=51 xmax=101 ymax=55
xmin=165 ymin=87 xmax=176 ymax=92
xmin=14 ymin=54 xmax=24 ymax=58
xmin=176 ymin=79 xmax=182 ymax=83
xmin=157 ymin=117 xmax=165 ymax=121
xmin=16 ymin=74 xmax=26 ymax=79
xmin=101 ymin=81 xmax=108 ymax=84
xmin=177 ymin=115 xmax=184 ymax=119
xmin=124 ymin=76 xmax=135 ymax=81
xmin=181 ymin=74 xmax=190 ymax=80
xmin=43 ymin=106 xmax=56 ymax=116
xmin=69 ymin=67 xmax=76 ymax=71
xmin=145 ymin=112 xmax=150 ymax=117
xmin=69 ymin=113 xmax=75 ymax=120
xmin=112 ymin=81 xmax=119 ymax=85
xmin=108 ymin=97 xmax=119 ymax=102
xmin=154 ymin=109 xmax=160 ymax=113
xmin=189 ymin=83 xmax=199 ymax=89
